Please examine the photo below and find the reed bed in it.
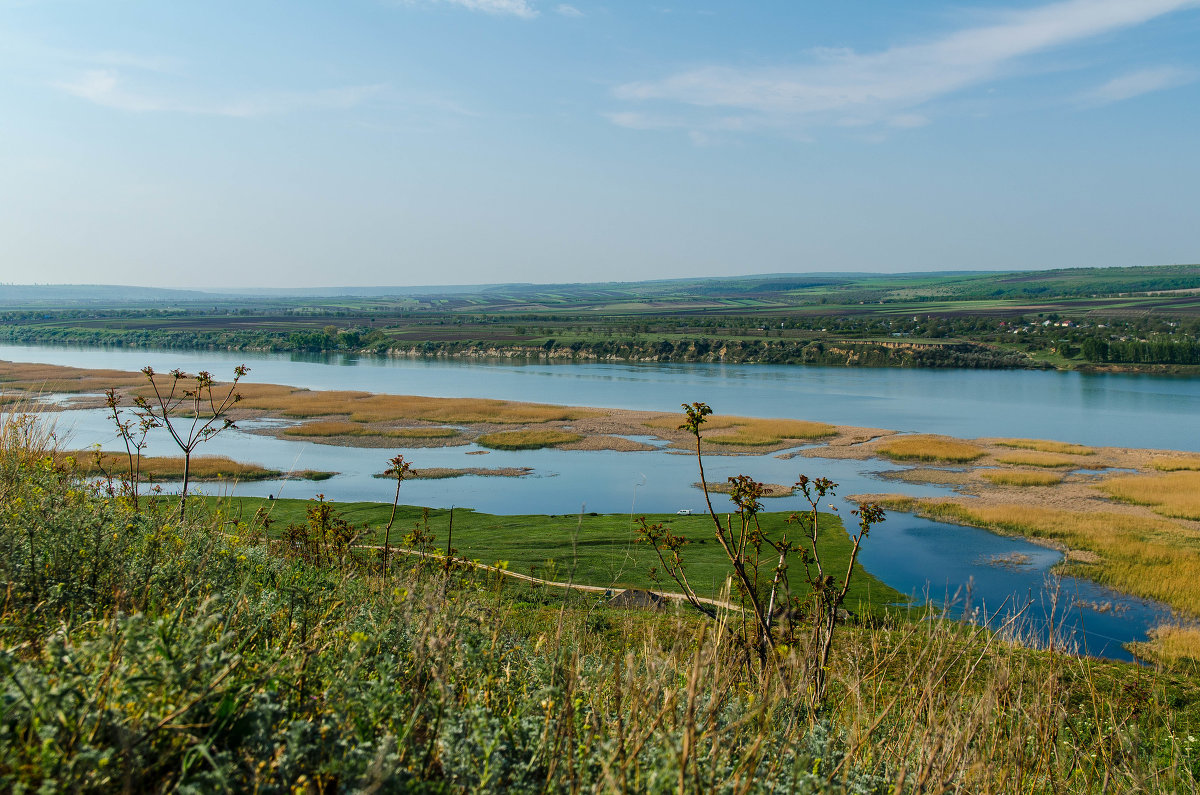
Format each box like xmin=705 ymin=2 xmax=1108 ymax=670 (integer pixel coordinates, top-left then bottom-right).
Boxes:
xmin=874 ymin=495 xmax=1200 ymax=614
xmin=990 ymin=437 xmax=1096 ymax=455
xmin=239 ymin=386 xmax=589 ymax=424
xmin=693 ymin=480 xmax=794 ymax=497
xmin=476 ymin=429 xmax=583 ymax=450
xmin=55 ymin=451 xmax=331 ymax=482
xmin=1154 ymin=456 xmax=1200 ymax=472
xmin=994 ymin=451 xmax=1082 ymax=468
xmin=876 ymin=435 xmax=985 ymax=463
xmin=0 ymin=360 xmax=145 ymax=393
xmin=282 ymin=420 xmax=364 ymax=437
xmin=386 ymin=427 xmax=460 ymax=439
xmin=645 ymin=414 xmax=835 ymax=445
xmin=1102 ymin=470 xmax=1200 ymax=521
xmin=980 ymin=469 xmax=1064 ymax=487
xmin=1128 ymin=624 xmax=1200 ymax=668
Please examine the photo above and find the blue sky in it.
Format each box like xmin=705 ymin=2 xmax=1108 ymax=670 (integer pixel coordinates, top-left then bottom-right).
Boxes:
xmin=1 ymin=0 xmax=1198 ymax=288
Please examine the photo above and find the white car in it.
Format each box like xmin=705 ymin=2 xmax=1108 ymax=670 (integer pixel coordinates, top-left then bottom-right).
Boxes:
xmin=676 ymin=508 xmax=693 ymax=515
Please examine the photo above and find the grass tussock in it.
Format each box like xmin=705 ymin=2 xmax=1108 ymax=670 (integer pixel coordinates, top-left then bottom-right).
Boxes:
xmin=1154 ymin=456 xmax=1200 ymax=472
xmin=994 ymin=452 xmax=1081 ymax=468
xmin=991 ymin=438 xmax=1096 ymax=456
xmin=980 ymin=470 xmax=1064 ymax=487
xmin=1129 ymin=625 xmax=1200 ymax=669
xmin=1102 ymin=470 xmax=1200 ymax=521
xmin=1 ymin=430 xmax=1198 ymax=792
xmin=877 ymin=435 xmax=985 ymax=463
xmin=282 ymin=419 xmax=364 ymax=437
xmin=476 ymin=429 xmax=583 ymax=450
xmin=645 ymin=414 xmax=836 ymax=446
xmin=873 ymin=495 xmax=1200 ymax=614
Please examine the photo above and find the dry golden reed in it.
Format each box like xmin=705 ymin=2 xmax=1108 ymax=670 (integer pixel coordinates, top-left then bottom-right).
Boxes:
xmin=980 ymin=470 xmax=1063 ymax=487
xmin=644 ymin=414 xmax=835 ymax=446
xmin=877 ymin=435 xmax=985 ymax=463
xmin=58 ymin=451 xmax=279 ymax=481
xmin=0 ymin=361 xmax=144 ymax=394
xmin=994 ymin=452 xmax=1081 ymax=468
xmin=476 ymin=430 xmax=583 ymax=450
xmin=1128 ymin=624 xmax=1200 ymax=667
xmin=387 ymin=427 xmax=460 ymax=439
xmin=1153 ymin=456 xmax=1200 ymax=472
xmin=1102 ymin=470 xmax=1200 ymax=521
xmin=990 ymin=438 xmax=1095 ymax=456
xmin=283 ymin=420 xmax=364 ymax=437
xmin=239 ymin=386 xmax=590 ymax=425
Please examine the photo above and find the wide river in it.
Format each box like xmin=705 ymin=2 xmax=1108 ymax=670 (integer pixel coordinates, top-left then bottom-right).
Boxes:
xmin=4 ymin=342 xmax=1197 ymax=661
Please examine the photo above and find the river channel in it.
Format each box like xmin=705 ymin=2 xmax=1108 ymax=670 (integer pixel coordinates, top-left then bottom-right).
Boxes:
xmin=3 ymin=343 xmax=1195 ymax=661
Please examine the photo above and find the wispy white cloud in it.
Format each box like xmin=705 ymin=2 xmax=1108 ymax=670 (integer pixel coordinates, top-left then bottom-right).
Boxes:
xmin=55 ymin=69 xmax=384 ymax=117
xmin=1078 ymin=65 xmax=1195 ymax=105
xmin=404 ymin=0 xmax=538 ymax=18
xmin=555 ymin=4 xmax=583 ymax=17
xmin=613 ymin=0 xmax=1200 ymax=133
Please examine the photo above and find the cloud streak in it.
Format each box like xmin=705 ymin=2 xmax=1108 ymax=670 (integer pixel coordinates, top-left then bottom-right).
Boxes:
xmin=56 ymin=69 xmax=384 ymax=117
xmin=406 ymin=0 xmax=538 ymax=18
xmin=1079 ymin=65 xmax=1196 ymax=105
xmin=614 ymin=0 xmax=1200 ymax=132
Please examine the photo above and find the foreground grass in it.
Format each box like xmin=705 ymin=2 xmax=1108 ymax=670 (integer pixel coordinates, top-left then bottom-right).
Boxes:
xmin=872 ymin=496 xmax=1200 ymax=615
xmin=3 ymin=436 xmax=1200 ymax=790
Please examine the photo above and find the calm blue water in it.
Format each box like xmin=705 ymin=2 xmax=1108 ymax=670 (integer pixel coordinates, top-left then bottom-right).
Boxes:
xmin=1 ymin=343 xmax=1197 ymax=450
xmin=3 ymin=342 xmax=1191 ymax=661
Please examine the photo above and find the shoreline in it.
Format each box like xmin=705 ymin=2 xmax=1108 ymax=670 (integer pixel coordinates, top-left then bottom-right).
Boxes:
xmin=5 ymin=357 xmax=1200 ymax=617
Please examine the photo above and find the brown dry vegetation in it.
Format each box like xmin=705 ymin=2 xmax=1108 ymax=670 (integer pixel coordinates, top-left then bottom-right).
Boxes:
xmin=877 ymin=435 xmax=985 ymax=463
xmin=869 ymin=496 xmax=1200 ymax=614
xmin=981 ymin=470 xmax=1064 ymax=487
xmin=1102 ymin=471 xmax=1200 ymax=521
xmin=994 ymin=452 xmax=1082 ymax=468
xmin=990 ymin=438 xmax=1096 ymax=456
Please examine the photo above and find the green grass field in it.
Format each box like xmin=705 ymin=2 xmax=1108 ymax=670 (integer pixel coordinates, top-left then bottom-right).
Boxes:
xmin=210 ymin=496 xmax=905 ymax=613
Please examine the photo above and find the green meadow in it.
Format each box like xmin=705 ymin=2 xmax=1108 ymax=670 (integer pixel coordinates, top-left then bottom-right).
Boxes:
xmin=210 ymin=496 xmax=903 ymax=613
